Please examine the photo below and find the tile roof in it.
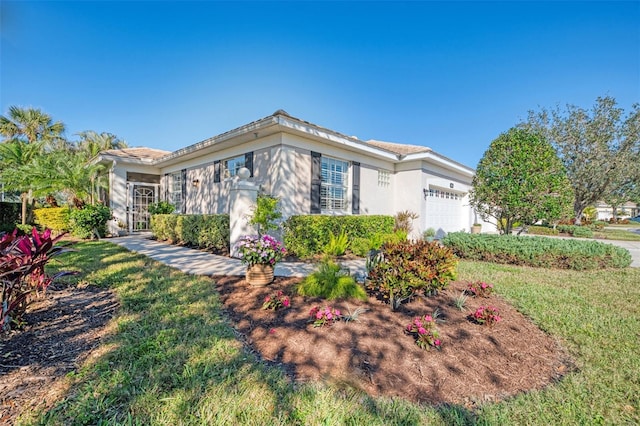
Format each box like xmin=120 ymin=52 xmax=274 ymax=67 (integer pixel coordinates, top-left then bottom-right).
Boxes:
xmin=365 ymin=140 xmax=432 ymax=156
xmin=101 ymin=147 xmax=171 ymax=161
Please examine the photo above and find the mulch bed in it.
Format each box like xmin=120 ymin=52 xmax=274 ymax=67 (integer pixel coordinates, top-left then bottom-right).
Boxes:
xmin=215 ymin=276 xmax=573 ymax=408
xmin=0 ymin=274 xmax=573 ymax=423
xmin=0 ymin=283 xmax=119 ymax=424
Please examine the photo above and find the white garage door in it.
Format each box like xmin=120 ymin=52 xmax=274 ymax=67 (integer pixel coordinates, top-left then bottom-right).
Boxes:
xmin=424 ymin=188 xmax=463 ymax=232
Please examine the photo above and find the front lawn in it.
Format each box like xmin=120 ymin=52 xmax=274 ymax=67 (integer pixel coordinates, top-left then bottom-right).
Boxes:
xmin=15 ymin=242 xmax=640 ymax=424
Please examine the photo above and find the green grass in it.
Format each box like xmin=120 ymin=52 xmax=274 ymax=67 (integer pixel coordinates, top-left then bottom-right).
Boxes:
xmin=22 ymin=241 xmax=640 ymax=425
xmin=594 ymin=228 xmax=640 ymax=241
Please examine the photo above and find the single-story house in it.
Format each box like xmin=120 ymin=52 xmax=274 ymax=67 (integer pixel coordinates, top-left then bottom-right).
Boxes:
xmin=594 ymin=201 xmax=639 ymax=221
xmin=95 ymin=110 xmax=478 ymax=238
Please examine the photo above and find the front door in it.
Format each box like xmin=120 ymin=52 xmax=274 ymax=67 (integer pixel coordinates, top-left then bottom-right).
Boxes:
xmin=130 ymin=184 xmax=157 ymax=232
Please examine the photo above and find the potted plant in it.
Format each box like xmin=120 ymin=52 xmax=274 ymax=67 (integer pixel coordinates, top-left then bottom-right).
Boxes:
xmin=471 ymin=223 xmax=482 ymax=234
xmin=235 ymin=234 xmax=286 ymax=286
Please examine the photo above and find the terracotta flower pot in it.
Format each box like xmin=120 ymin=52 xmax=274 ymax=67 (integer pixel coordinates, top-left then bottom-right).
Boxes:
xmin=246 ymin=263 xmax=275 ymax=286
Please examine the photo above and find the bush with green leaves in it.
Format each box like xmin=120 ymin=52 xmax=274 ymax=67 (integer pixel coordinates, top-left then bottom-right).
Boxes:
xmin=441 ymin=232 xmax=631 ymax=270
xmin=151 ymin=214 xmax=230 ymax=253
xmin=33 ymin=207 xmax=71 ymax=234
xmin=283 ymin=215 xmax=394 ymax=258
xmin=148 ymin=201 xmax=176 ymax=215
xmin=69 ymin=204 xmax=111 ymax=239
xmin=527 ymin=225 xmax=559 ymax=236
xmin=150 ymin=214 xmax=179 ymax=242
xmin=249 ymin=193 xmax=282 ymax=236
xmin=323 ymin=229 xmax=349 ymax=256
xmin=366 ymin=240 xmax=458 ymax=311
xmin=298 ymin=258 xmax=367 ymax=301
xmin=557 ymin=224 xmax=594 ymax=238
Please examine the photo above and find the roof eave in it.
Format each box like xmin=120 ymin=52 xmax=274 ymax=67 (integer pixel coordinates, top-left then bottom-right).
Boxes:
xmin=403 ymin=151 xmax=475 ymax=176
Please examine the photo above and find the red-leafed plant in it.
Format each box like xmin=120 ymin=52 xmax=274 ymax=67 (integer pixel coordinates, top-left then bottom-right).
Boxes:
xmin=1 ymin=227 xmax=75 ymax=331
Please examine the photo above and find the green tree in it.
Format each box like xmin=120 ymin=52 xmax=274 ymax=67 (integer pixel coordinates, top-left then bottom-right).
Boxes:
xmin=470 ymin=127 xmax=573 ymax=235
xmin=249 ymin=193 xmax=282 ymax=236
xmin=0 ymin=107 xmax=65 ymax=224
xmin=524 ymin=97 xmax=640 ymax=224
xmin=77 ymin=130 xmax=127 ymax=158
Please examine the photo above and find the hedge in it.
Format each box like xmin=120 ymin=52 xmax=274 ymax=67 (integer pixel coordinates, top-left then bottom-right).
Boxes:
xmin=526 ymin=225 xmax=559 ymax=236
xmin=441 ymin=232 xmax=631 ymax=270
xmin=33 ymin=207 xmax=71 ymax=234
xmin=557 ymin=224 xmax=594 ymax=238
xmin=150 ymin=214 xmax=230 ymax=253
xmin=283 ymin=215 xmax=395 ymax=258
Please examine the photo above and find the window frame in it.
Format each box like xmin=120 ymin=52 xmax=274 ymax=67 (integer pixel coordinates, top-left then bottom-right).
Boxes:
xmin=168 ymin=171 xmax=183 ymax=212
xmin=320 ymin=156 xmax=349 ymax=212
xmin=222 ymin=155 xmax=246 ymax=179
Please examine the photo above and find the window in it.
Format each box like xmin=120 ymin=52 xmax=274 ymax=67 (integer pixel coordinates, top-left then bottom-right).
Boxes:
xmin=169 ymin=172 xmax=183 ymax=212
xmin=428 ymin=188 xmax=460 ymax=200
xmin=321 ymin=157 xmax=349 ymax=211
xmin=378 ymin=169 xmax=390 ymax=187
xmin=223 ymin=155 xmax=245 ymax=179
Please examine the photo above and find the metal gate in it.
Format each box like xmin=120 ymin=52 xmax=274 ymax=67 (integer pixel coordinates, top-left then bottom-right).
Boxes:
xmin=129 ymin=184 xmax=157 ymax=232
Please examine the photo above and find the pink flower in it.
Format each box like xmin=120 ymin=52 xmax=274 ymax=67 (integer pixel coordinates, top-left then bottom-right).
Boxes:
xmin=269 ymin=328 xmax=276 ymax=334
xmin=424 ymin=315 xmax=432 ymax=322
xmin=418 ymin=327 xmax=427 ymax=335
xmin=264 ymin=296 xmax=271 ymax=302
xmin=316 ymin=311 xmax=323 ymax=319
xmin=434 ymin=339 xmax=442 ymax=346
xmin=326 ymin=312 xmax=333 ymax=320
xmin=334 ymin=310 xmax=340 ymax=317
xmin=283 ymin=298 xmax=290 ymax=307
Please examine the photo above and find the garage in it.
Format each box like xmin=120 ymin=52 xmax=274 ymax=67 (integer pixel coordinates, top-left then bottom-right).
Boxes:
xmin=424 ymin=187 xmax=465 ymax=233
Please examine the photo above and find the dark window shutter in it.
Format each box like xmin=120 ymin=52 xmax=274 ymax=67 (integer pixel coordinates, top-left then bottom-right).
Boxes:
xmin=181 ymin=169 xmax=187 ymax=214
xmin=245 ymin=152 xmax=254 ymax=177
xmin=310 ymin=151 xmax=322 ymax=214
xmin=214 ymin=160 xmax=221 ymax=183
xmin=164 ymin=173 xmax=169 ymax=201
xmin=352 ymin=161 xmax=360 ymax=215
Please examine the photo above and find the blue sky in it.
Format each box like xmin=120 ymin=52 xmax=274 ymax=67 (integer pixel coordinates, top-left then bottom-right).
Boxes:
xmin=1 ymin=1 xmax=638 ymax=168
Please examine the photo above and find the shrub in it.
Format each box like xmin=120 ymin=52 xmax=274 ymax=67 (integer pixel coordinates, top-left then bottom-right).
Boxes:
xmin=557 ymin=224 xmax=593 ymax=238
xmin=527 ymin=225 xmax=559 ymax=236
xmin=298 ymin=259 xmax=367 ymax=301
xmin=283 ymin=215 xmax=394 ymax=258
xmin=469 ymin=306 xmax=502 ymax=326
xmin=150 ymin=214 xmax=179 ymax=242
xmin=249 ymin=193 xmax=282 ymax=236
xmin=405 ymin=314 xmax=442 ymax=350
xmin=466 ymin=281 xmax=495 ymax=298
xmin=0 ymin=228 xmax=75 ymax=331
xmin=309 ymin=306 xmax=341 ymax=327
xmin=394 ymin=210 xmax=419 ymax=234
xmin=69 ymin=204 xmax=111 ymax=239
xmin=323 ymin=230 xmax=349 ymax=256
xmin=441 ymin=232 xmax=632 ymax=270
xmin=0 ymin=202 xmax=24 ymax=232
xmin=262 ymin=290 xmax=290 ymax=311
xmin=148 ymin=201 xmax=175 ymax=215
xmin=33 ymin=207 xmax=71 ymax=234
xmin=349 ymin=237 xmax=371 ymax=257
xmin=151 ymin=214 xmax=230 ymax=253
xmin=197 ymin=215 xmax=230 ymax=252
xmin=571 ymin=226 xmax=594 ymax=238
xmin=366 ymin=240 xmax=458 ymax=310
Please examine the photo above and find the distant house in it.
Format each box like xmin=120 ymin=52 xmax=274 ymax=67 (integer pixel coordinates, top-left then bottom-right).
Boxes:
xmin=594 ymin=201 xmax=639 ymax=221
xmin=95 ymin=110 xmax=477 ymax=237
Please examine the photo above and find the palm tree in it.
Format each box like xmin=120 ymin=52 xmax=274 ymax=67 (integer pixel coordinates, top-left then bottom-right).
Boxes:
xmin=77 ymin=130 xmax=127 ymax=159
xmin=0 ymin=106 xmax=65 ymax=224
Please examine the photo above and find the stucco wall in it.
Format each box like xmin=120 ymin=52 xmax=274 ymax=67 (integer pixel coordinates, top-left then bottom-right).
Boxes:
xmin=110 ymin=163 xmax=161 ymax=227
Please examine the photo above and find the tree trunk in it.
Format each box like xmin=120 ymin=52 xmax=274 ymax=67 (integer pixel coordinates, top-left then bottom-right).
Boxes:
xmin=20 ymin=192 xmax=27 ymax=225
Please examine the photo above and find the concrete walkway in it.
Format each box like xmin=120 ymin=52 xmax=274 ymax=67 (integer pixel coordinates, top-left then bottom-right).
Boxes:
xmin=110 ymin=233 xmax=367 ymax=277
xmin=110 ymin=232 xmax=639 ymax=275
